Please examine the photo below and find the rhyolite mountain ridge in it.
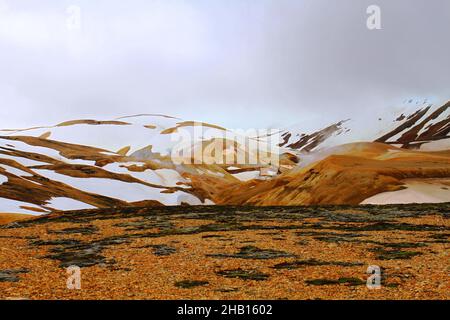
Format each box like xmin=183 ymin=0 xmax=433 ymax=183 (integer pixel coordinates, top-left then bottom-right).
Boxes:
xmin=0 ymin=100 xmax=449 ymax=216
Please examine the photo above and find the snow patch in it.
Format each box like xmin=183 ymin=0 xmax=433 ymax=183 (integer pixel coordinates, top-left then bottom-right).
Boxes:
xmin=0 ymin=164 xmax=33 ymax=177
xmin=361 ymin=180 xmax=450 ymax=204
xmin=0 ymin=153 xmax=48 ymax=166
xmin=46 ymin=197 xmax=96 ymax=211
xmin=34 ymin=169 xmax=198 ymax=206
xmin=0 ymin=198 xmax=45 ymax=215
xmin=233 ymin=171 xmax=260 ymax=181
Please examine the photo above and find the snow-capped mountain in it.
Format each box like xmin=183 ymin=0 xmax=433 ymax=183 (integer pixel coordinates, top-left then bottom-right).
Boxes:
xmin=0 ymin=100 xmax=449 ymax=215
xmin=0 ymin=115 xmax=280 ymax=214
xmin=278 ymin=100 xmax=449 ymax=153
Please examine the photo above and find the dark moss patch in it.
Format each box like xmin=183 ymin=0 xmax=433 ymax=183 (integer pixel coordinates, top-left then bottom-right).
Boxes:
xmin=201 ymin=234 xmax=225 ymax=239
xmin=24 ymin=235 xmax=39 ymax=239
xmin=306 ymin=277 xmax=365 ymax=286
xmin=114 ymin=218 xmax=174 ymax=231
xmin=311 ymin=234 xmax=429 ymax=249
xmin=0 ymin=268 xmax=30 ymax=282
xmin=257 ymin=232 xmax=280 ymax=236
xmin=0 ymin=221 xmax=25 ymax=229
xmin=144 ymin=244 xmax=177 ymax=256
xmin=370 ymin=247 xmax=422 ymax=260
xmin=428 ymin=233 xmax=450 ymax=243
xmin=38 ymin=237 xmax=132 ymax=268
xmin=30 ymin=239 xmax=82 ymax=246
xmin=305 ymin=279 xmax=338 ymax=286
xmin=48 ymin=225 xmax=98 ymax=235
xmin=296 ymin=231 xmax=364 ymax=238
xmin=207 ymin=246 xmax=295 ymax=260
xmin=381 ymin=242 xmax=427 ymax=249
xmin=313 ymin=236 xmax=360 ymax=243
xmin=215 ymin=287 xmax=239 ymax=293
xmin=429 ymin=233 xmax=449 ymax=240
xmin=216 ymin=269 xmax=269 ymax=281
xmin=0 ymin=235 xmax=24 ymax=239
xmin=273 ymin=259 xmax=363 ymax=270
xmin=45 ymin=245 xmax=107 ymax=268
xmin=336 ymin=222 xmax=447 ymax=232
xmin=175 ymin=280 xmax=209 ymax=288
xmin=298 ymin=231 xmax=366 ymax=244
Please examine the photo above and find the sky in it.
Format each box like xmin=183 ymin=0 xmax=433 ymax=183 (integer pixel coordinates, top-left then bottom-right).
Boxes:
xmin=0 ymin=0 xmax=449 ymax=130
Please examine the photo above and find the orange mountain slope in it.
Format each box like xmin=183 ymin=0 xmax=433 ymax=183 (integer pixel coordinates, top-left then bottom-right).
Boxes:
xmin=0 ymin=213 xmax=34 ymax=225
xmin=198 ymin=142 xmax=450 ymax=205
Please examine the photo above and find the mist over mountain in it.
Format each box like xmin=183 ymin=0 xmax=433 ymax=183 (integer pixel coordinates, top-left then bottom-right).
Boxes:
xmin=1 ymin=0 xmax=450 ymax=129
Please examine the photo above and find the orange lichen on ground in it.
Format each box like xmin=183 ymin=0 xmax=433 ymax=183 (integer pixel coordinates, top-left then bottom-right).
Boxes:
xmin=0 ymin=204 xmax=448 ymax=300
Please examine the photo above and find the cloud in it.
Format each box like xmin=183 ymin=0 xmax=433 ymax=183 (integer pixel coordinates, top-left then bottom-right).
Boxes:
xmin=0 ymin=0 xmax=449 ymax=130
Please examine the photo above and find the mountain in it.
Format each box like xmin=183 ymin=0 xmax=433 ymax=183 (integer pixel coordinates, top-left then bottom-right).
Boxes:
xmin=375 ymin=101 xmax=450 ymax=150
xmin=0 ymin=114 xmax=277 ymax=214
xmin=206 ymin=142 xmax=450 ymax=205
xmin=0 ymin=101 xmax=449 ymax=215
xmin=279 ymin=99 xmax=450 ymax=152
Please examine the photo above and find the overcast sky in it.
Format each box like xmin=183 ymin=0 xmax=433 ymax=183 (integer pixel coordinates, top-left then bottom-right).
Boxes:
xmin=0 ymin=0 xmax=449 ymax=129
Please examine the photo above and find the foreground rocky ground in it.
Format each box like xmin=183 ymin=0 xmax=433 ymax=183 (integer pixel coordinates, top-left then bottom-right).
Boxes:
xmin=0 ymin=204 xmax=449 ymax=300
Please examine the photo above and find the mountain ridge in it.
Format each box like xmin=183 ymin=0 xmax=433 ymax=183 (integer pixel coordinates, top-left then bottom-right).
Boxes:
xmin=1 ymin=101 xmax=449 ymax=215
